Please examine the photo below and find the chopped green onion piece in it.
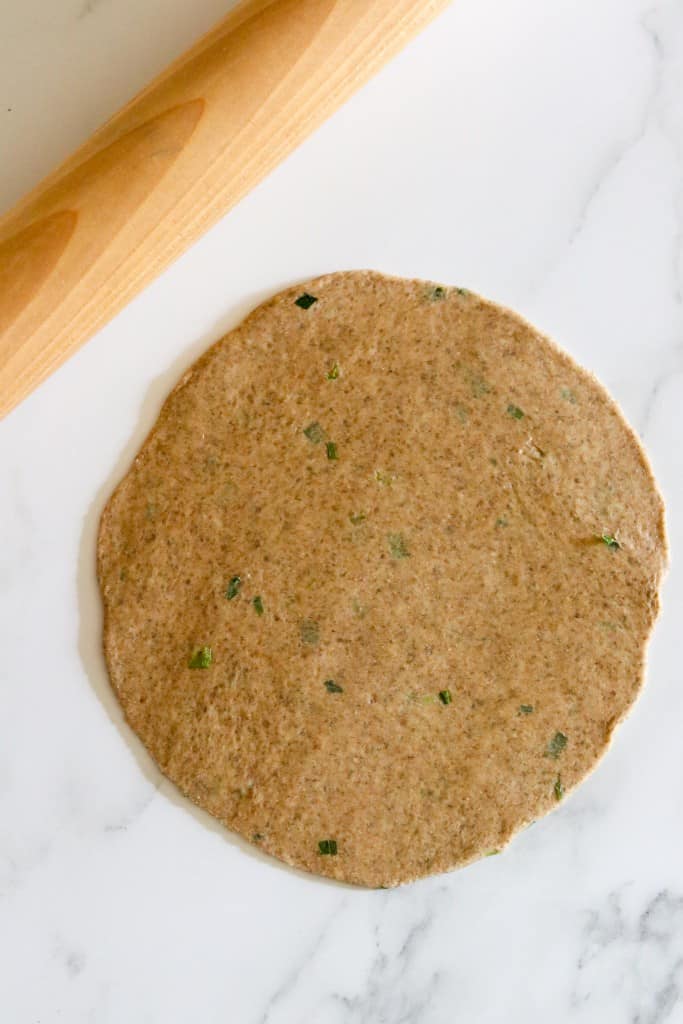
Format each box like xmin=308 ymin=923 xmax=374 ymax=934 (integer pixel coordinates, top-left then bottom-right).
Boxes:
xmin=456 ymin=287 xmax=469 ymax=297
xmin=225 ymin=576 xmax=241 ymax=600
xmin=318 ymin=839 xmax=338 ymax=855
xmin=324 ymin=679 xmax=344 ymax=694
xmin=554 ymin=776 xmax=564 ymax=801
xmin=438 ymin=689 xmax=453 ymax=705
xmin=486 ymin=849 xmax=500 ymax=857
xmin=546 ymin=732 xmax=568 ymax=759
xmin=507 ymin=404 xmax=525 ymax=420
xmin=300 ymin=620 xmax=319 ymax=646
xmin=428 ymin=285 xmax=447 ymax=301
xmin=327 ymin=362 xmax=340 ymax=380
xmin=470 ymin=374 xmax=491 ymax=397
xmin=349 ymin=512 xmax=367 ymax=525
xmin=561 ymin=387 xmax=577 ymax=404
xmin=519 ymin=704 xmax=534 ymax=715
xmin=388 ymin=533 xmax=410 ymax=559
xmin=496 ymin=517 xmax=508 ymax=529
xmin=295 ymin=293 xmax=318 ymax=310
xmin=409 ymin=692 xmax=438 ymax=706
xmin=600 ymin=533 xmax=621 ymax=551
xmin=326 ymin=441 xmax=339 ymax=461
xmin=253 ymin=596 xmax=264 ymax=616
xmin=252 ymin=832 xmax=264 ymax=842
xmin=188 ymin=646 xmax=213 ymax=669
xmin=303 ymin=421 xmax=326 ymax=444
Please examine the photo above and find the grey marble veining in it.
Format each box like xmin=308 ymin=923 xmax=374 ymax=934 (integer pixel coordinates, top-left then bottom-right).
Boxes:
xmin=573 ymin=888 xmax=683 ymax=1022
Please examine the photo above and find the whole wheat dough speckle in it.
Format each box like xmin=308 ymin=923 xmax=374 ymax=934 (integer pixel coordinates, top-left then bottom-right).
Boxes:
xmin=98 ymin=271 xmax=667 ymax=887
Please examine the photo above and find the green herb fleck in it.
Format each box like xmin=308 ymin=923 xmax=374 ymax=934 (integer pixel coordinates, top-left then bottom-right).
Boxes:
xmin=225 ymin=576 xmax=241 ymax=600
xmin=324 ymin=679 xmax=344 ymax=694
xmin=496 ymin=517 xmax=508 ymax=529
xmin=326 ymin=441 xmax=339 ymax=461
xmin=388 ymin=532 xmax=410 ymax=559
xmin=375 ymin=469 xmax=396 ymax=486
xmin=326 ymin=362 xmax=340 ymax=380
xmin=428 ymin=285 xmax=447 ymax=301
xmin=409 ymin=692 xmax=438 ymax=705
xmin=252 ymin=832 xmax=265 ymax=842
xmin=561 ymin=387 xmax=577 ymax=404
xmin=295 ymin=293 xmax=318 ymax=310
xmin=318 ymin=839 xmax=338 ymax=855
xmin=300 ymin=619 xmax=320 ymax=646
xmin=469 ymin=373 xmax=491 ymax=398
xmin=519 ymin=704 xmax=534 ymax=715
xmin=486 ymin=849 xmax=500 ymax=857
xmin=507 ymin=404 xmax=525 ymax=420
xmin=119 ymin=568 xmax=128 ymax=581
xmin=188 ymin=646 xmax=213 ymax=669
xmin=352 ymin=598 xmax=366 ymax=618
xmin=454 ymin=403 xmax=469 ymax=424
xmin=253 ymin=595 xmax=264 ymax=616
xmin=600 ymin=533 xmax=621 ymax=551
xmin=438 ymin=689 xmax=453 ymax=705
xmin=303 ymin=421 xmax=326 ymax=444
xmin=554 ymin=776 xmax=565 ymax=801
xmin=546 ymin=732 xmax=568 ymax=759
xmin=349 ymin=512 xmax=367 ymax=525
xmin=456 ymin=287 xmax=469 ymax=297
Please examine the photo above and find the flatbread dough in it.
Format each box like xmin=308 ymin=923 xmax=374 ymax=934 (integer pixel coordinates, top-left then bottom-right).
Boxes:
xmin=98 ymin=271 xmax=667 ymax=887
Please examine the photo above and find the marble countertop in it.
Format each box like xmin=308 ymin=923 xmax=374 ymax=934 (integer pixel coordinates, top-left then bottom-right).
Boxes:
xmin=2 ymin=1 xmax=682 ymax=1021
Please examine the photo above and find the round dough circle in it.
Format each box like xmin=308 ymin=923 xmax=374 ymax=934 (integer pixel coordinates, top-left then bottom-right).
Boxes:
xmin=98 ymin=272 xmax=667 ymax=887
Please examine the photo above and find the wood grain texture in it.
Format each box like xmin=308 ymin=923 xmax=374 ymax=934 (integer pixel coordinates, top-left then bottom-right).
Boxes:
xmin=0 ymin=0 xmax=452 ymax=419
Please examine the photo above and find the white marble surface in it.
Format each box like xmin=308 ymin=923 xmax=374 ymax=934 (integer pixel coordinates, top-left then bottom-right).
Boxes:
xmin=1 ymin=0 xmax=683 ymax=1020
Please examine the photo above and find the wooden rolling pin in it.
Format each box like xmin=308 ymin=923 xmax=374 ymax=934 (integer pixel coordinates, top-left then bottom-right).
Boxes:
xmin=0 ymin=0 xmax=452 ymax=419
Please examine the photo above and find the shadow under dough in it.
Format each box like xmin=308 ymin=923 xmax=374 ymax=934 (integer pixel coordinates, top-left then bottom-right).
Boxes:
xmin=76 ymin=282 xmax=355 ymax=889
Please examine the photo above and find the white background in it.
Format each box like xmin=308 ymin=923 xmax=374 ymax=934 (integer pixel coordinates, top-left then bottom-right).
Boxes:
xmin=1 ymin=1 xmax=682 ymax=1021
